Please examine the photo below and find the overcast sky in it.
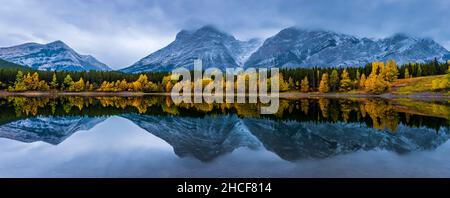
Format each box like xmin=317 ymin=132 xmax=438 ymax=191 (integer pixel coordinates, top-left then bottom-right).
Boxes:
xmin=0 ymin=0 xmax=449 ymax=69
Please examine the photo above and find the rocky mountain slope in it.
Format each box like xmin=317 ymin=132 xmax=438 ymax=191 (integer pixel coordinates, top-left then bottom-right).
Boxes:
xmin=122 ymin=26 xmax=450 ymax=72
xmin=0 ymin=41 xmax=111 ymax=71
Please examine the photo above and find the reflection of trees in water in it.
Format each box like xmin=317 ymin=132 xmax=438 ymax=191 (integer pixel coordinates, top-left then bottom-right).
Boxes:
xmin=339 ymin=100 xmax=353 ymax=122
xmin=0 ymin=96 xmax=448 ymax=132
xmin=300 ymin=99 xmax=309 ymax=115
xmin=7 ymin=97 xmax=50 ymax=116
xmin=319 ymin=98 xmax=329 ymax=119
xmin=360 ymin=99 xmax=399 ymax=132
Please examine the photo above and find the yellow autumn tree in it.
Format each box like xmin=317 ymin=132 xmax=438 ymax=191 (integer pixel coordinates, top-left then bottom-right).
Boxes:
xmin=9 ymin=71 xmax=26 ymax=91
xmin=71 ymin=78 xmax=85 ymax=92
xmin=97 ymin=81 xmax=114 ymax=92
xmin=300 ymin=76 xmax=309 ymax=93
xmin=278 ymin=73 xmax=289 ymax=92
xmin=359 ymin=73 xmax=366 ymax=89
xmin=85 ymin=81 xmax=94 ymax=91
xmin=130 ymin=74 xmax=158 ymax=92
xmin=118 ymin=79 xmax=128 ymax=91
xmin=364 ymin=62 xmax=390 ymax=94
xmin=9 ymin=72 xmax=49 ymax=91
xmin=339 ymin=69 xmax=352 ymax=92
xmin=319 ymin=73 xmax=330 ymax=93
xmin=385 ymin=59 xmax=399 ymax=82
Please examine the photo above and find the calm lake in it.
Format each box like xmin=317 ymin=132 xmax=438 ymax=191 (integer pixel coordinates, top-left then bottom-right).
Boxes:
xmin=0 ymin=96 xmax=449 ymax=177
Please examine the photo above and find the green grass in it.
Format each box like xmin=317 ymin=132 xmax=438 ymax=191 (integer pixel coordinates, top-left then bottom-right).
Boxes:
xmin=392 ymin=98 xmax=450 ymax=119
xmin=391 ymin=75 xmax=448 ymax=94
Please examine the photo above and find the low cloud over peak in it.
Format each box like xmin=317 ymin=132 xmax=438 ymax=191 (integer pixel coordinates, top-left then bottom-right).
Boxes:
xmin=0 ymin=0 xmax=448 ymax=69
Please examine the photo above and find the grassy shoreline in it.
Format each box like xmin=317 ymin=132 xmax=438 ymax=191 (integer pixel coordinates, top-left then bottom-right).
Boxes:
xmin=0 ymin=90 xmax=448 ymax=100
xmin=280 ymin=92 xmax=449 ymax=100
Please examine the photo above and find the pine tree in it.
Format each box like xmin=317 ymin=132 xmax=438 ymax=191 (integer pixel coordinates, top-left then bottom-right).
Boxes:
xmin=319 ymin=73 xmax=330 ymax=93
xmin=15 ymin=71 xmax=23 ymax=83
xmin=417 ymin=65 xmax=422 ymax=77
xmin=447 ymin=65 xmax=450 ymax=80
xmin=330 ymin=69 xmax=339 ymax=92
xmin=50 ymin=73 xmax=59 ymax=90
xmin=288 ymin=77 xmax=295 ymax=90
xmin=316 ymin=70 xmax=320 ymax=89
xmin=404 ymin=68 xmax=410 ymax=79
xmin=339 ymin=69 xmax=352 ymax=92
xmin=63 ymin=74 xmax=74 ymax=91
xmin=300 ymin=76 xmax=309 ymax=93
xmin=356 ymin=70 xmax=361 ymax=84
xmin=446 ymin=62 xmax=449 ymax=81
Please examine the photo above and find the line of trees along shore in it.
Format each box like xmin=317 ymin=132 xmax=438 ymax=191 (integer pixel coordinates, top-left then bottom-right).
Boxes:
xmin=279 ymin=59 xmax=449 ymax=94
xmin=0 ymin=59 xmax=449 ymax=94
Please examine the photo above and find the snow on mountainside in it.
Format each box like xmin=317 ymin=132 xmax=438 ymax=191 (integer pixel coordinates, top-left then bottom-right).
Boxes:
xmin=1 ymin=114 xmax=447 ymax=161
xmin=122 ymin=114 xmax=449 ymax=162
xmin=121 ymin=114 xmax=262 ymax=161
xmin=245 ymin=27 xmax=450 ymax=68
xmin=0 ymin=41 xmax=111 ymax=71
xmin=0 ymin=116 xmax=107 ymax=145
xmin=122 ymin=26 xmax=450 ymax=72
xmin=121 ymin=25 xmax=262 ymax=73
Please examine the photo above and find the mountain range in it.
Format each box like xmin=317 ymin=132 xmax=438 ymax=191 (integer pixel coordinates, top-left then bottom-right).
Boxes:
xmin=122 ymin=25 xmax=450 ymax=73
xmin=0 ymin=116 xmax=106 ymax=145
xmin=0 ymin=41 xmax=111 ymax=71
xmin=121 ymin=25 xmax=262 ymax=73
xmin=1 ymin=25 xmax=449 ymax=72
xmin=0 ymin=114 xmax=448 ymax=161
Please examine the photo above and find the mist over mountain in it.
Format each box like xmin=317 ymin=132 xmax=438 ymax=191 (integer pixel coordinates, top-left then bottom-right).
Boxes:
xmin=246 ymin=27 xmax=450 ymax=68
xmin=121 ymin=25 xmax=262 ymax=73
xmin=1 ymin=25 xmax=448 ymax=73
xmin=0 ymin=41 xmax=111 ymax=71
xmin=121 ymin=26 xmax=450 ymax=73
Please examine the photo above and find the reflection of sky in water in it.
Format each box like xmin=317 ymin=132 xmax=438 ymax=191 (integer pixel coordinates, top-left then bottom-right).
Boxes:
xmin=0 ymin=116 xmax=450 ymax=178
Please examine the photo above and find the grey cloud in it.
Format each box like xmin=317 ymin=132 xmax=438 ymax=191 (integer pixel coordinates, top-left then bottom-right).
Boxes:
xmin=0 ymin=0 xmax=448 ymax=69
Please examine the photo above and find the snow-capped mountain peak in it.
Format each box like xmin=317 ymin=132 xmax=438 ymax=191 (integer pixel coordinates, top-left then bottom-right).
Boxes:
xmin=121 ymin=26 xmax=450 ymax=72
xmin=0 ymin=41 xmax=111 ymax=71
xmin=245 ymin=28 xmax=450 ymax=68
xmin=120 ymin=25 xmax=262 ymax=73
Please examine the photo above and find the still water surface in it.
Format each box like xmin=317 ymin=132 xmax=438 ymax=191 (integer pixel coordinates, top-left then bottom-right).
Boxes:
xmin=0 ymin=96 xmax=449 ymax=177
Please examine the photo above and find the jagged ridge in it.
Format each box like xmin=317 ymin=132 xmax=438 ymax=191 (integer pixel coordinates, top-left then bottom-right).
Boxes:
xmin=121 ymin=26 xmax=450 ymax=72
xmin=0 ymin=41 xmax=111 ymax=71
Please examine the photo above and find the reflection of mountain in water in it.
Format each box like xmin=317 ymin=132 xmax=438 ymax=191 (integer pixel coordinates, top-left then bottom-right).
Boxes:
xmin=244 ymin=118 xmax=450 ymax=161
xmin=0 ymin=114 xmax=449 ymax=162
xmin=121 ymin=114 xmax=262 ymax=161
xmin=0 ymin=116 xmax=106 ymax=145
xmin=122 ymin=114 xmax=450 ymax=162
